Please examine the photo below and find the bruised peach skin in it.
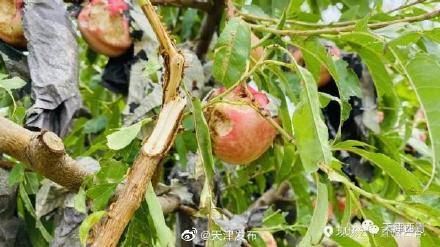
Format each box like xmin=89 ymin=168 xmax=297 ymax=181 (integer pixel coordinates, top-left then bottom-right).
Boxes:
xmin=0 ymin=0 xmax=26 ymax=47
xmin=78 ymin=0 xmax=132 ymax=57
xmin=206 ymin=86 xmax=277 ymax=165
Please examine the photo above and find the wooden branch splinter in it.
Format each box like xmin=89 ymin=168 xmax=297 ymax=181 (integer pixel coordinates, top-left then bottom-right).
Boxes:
xmin=89 ymin=0 xmax=187 ymax=246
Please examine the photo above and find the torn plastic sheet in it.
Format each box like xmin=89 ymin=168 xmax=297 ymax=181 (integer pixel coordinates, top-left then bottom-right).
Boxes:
xmin=0 ymin=41 xmax=30 ymax=83
xmin=23 ymin=0 xmax=81 ymax=137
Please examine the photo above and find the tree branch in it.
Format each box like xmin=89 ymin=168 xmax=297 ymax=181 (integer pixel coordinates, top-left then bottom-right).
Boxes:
xmin=195 ymin=0 xmax=226 ymax=59
xmin=0 ymin=116 xmax=88 ymax=191
xmin=388 ymin=0 xmax=428 ymax=13
xmin=249 ymin=181 xmax=290 ymax=210
xmin=249 ymin=9 xmax=440 ymax=36
xmin=0 ymin=159 xmax=15 ymax=170
xmin=89 ymin=0 xmax=187 ymax=246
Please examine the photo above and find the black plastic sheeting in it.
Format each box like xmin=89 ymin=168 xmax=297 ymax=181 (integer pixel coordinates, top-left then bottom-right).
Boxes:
xmin=23 ymin=0 xmax=81 ymax=137
xmin=101 ymin=45 xmax=134 ymax=95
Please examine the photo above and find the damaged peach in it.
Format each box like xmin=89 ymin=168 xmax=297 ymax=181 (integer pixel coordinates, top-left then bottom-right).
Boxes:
xmin=0 ymin=0 xmax=26 ymax=47
xmin=206 ymin=86 xmax=277 ymax=165
xmin=78 ymin=0 xmax=132 ymax=57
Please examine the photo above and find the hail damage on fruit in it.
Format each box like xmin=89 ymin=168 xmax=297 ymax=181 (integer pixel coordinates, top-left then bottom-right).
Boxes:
xmin=1 ymin=0 xmax=440 ymax=246
xmin=78 ymin=0 xmax=132 ymax=57
xmin=206 ymin=85 xmax=277 ymax=165
xmin=0 ymin=0 xmax=26 ymax=47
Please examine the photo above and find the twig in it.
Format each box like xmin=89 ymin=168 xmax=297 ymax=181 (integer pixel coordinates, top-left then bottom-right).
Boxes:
xmin=89 ymin=0 xmax=186 ymax=246
xmin=238 ymin=10 xmax=357 ymax=27
xmin=249 ymin=181 xmax=291 ymax=210
xmin=388 ymin=0 xmax=428 ymax=13
xmin=195 ymin=0 xmax=227 ymax=59
xmin=0 ymin=160 xmax=14 ymax=170
xmin=0 ymin=116 xmax=89 ymax=191
xmin=249 ymin=9 xmax=440 ymax=36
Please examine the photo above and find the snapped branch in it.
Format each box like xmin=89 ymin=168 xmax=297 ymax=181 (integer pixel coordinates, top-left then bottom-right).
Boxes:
xmin=89 ymin=0 xmax=187 ymax=246
xmin=0 ymin=116 xmax=88 ymax=191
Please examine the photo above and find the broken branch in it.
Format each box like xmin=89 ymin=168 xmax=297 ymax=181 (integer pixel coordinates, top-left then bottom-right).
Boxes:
xmin=89 ymin=0 xmax=187 ymax=246
xmin=0 ymin=116 xmax=88 ymax=191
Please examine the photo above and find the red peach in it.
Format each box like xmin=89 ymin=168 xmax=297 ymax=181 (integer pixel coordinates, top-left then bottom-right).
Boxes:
xmin=206 ymin=86 xmax=277 ymax=165
xmin=0 ymin=0 xmax=26 ymax=47
xmin=78 ymin=0 xmax=132 ymax=57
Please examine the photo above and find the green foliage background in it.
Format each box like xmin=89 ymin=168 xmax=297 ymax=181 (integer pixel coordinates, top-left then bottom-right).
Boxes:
xmin=2 ymin=0 xmax=440 ymax=246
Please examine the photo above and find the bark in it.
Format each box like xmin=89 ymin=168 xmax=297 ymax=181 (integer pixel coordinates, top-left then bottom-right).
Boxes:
xmin=0 ymin=160 xmax=14 ymax=170
xmin=89 ymin=0 xmax=187 ymax=246
xmin=195 ymin=0 xmax=226 ymax=59
xmin=158 ymin=194 xmax=181 ymax=214
xmin=0 ymin=116 xmax=88 ymax=191
xmin=249 ymin=181 xmax=290 ymax=210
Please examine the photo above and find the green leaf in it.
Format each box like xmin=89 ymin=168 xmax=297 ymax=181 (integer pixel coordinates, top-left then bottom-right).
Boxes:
xmin=19 ymin=185 xmax=53 ymax=242
xmin=276 ymin=143 xmax=297 ymax=184
xmin=95 ymin=159 xmax=128 ymax=184
xmin=84 ymin=116 xmax=109 ymax=134
xmin=87 ymin=183 xmax=118 ymax=211
xmin=296 ymin=37 xmax=361 ymax=139
xmin=404 ymin=53 xmax=440 ymax=188
xmin=192 ymin=98 xmax=215 ymax=182
xmin=340 ymin=188 xmax=354 ymax=227
xmin=8 ymin=163 xmax=25 ymax=187
xmin=389 ymin=32 xmax=422 ymax=47
xmin=74 ymin=187 xmax=87 ymax=214
xmin=0 ymin=76 xmax=26 ymax=90
xmin=293 ymin=66 xmax=332 ymax=173
xmin=266 ymin=66 xmax=295 ymax=136
xmin=298 ymin=175 xmax=328 ymax=247
xmin=276 ymin=143 xmax=296 ymax=183
xmin=286 ymin=0 xmax=306 ymax=17
xmin=106 ymin=121 xmax=142 ymax=150
xmin=332 ymin=140 xmax=375 ymax=150
xmin=398 ymin=203 xmax=440 ymax=226
xmin=213 ymin=17 xmax=251 ymax=87
xmin=290 ymin=172 xmax=313 ymax=226
xmin=362 ymin=206 xmax=398 ymax=247
xmin=421 ymin=231 xmax=440 ymax=247
xmin=299 ymin=38 xmax=362 ymax=102
xmin=0 ymin=75 xmax=26 ymax=113
xmin=263 ymin=208 xmax=287 ymax=226
xmin=336 ymin=147 xmax=423 ymax=194
xmin=121 ymin=203 xmax=156 ymax=246
xmin=341 ymin=32 xmax=399 ymax=131
xmin=331 ymin=235 xmax=364 ymax=247
xmin=145 ymin=183 xmax=174 ymax=247
xmin=79 ymin=211 xmax=107 ymax=246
